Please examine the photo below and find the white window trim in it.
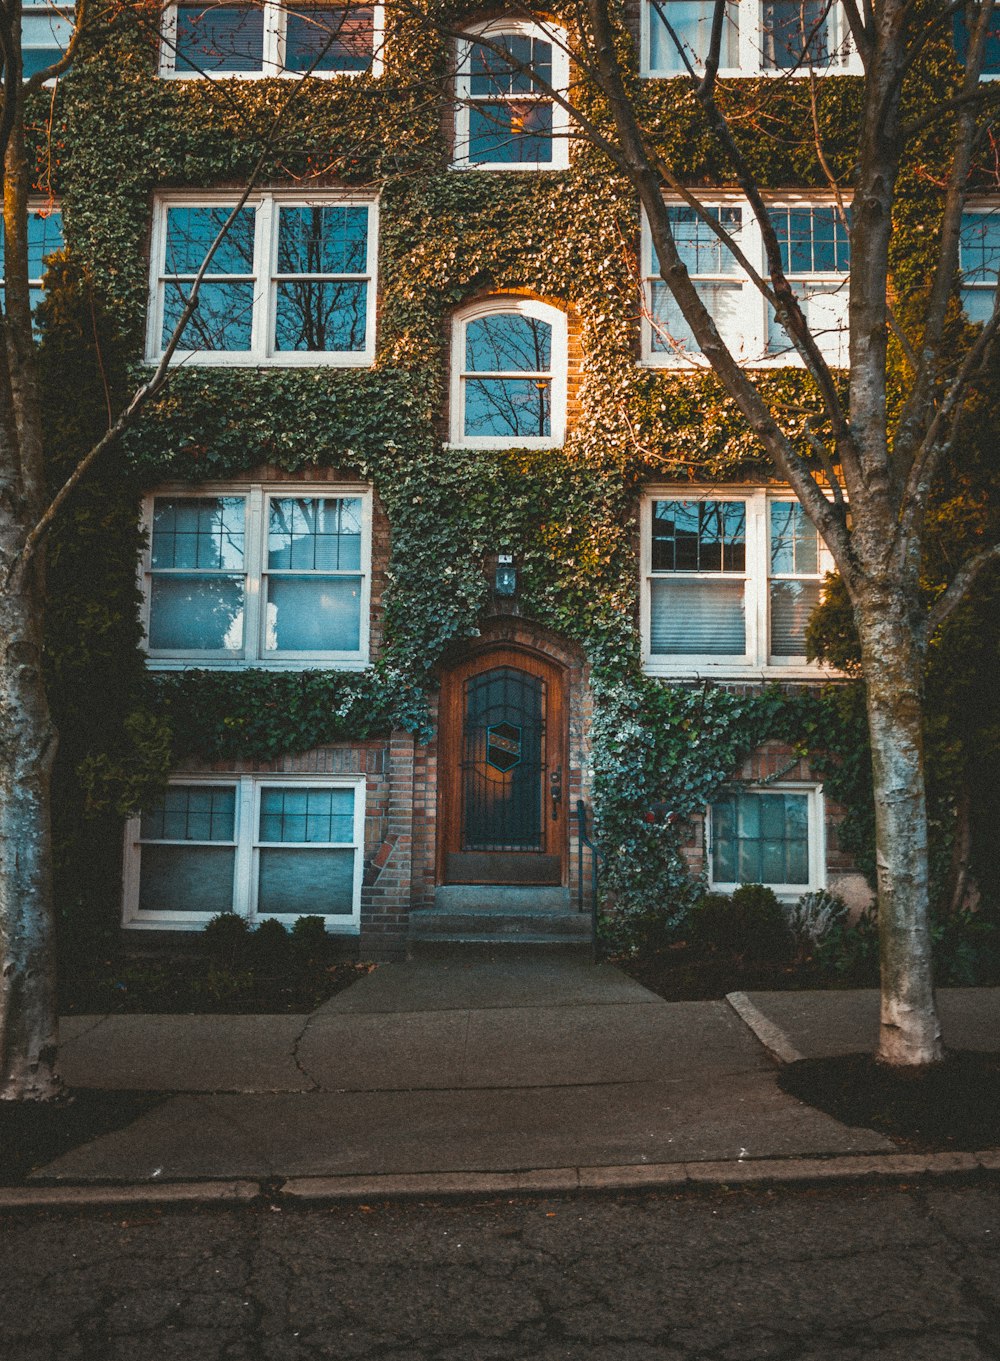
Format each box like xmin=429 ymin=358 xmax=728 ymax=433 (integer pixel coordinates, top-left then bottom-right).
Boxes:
xmin=448 ymin=297 xmax=568 ymax=449
xmin=139 ymin=480 xmax=373 ymax=670
xmin=158 ymin=2 xmax=385 ymax=79
xmin=21 ymin=1 xmax=75 ymax=82
xmin=145 ymin=190 xmax=378 ymax=367
xmin=640 ymin=1 xmax=860 ymax=79
xmin=640 ymin=485 xmax=838 ymax=680
xmin=707 ymin=781 xmax=826 ymax=901
xmin=640 ymin=192 xmax=850 ymax=369
xmin=122 ymin=773 xmax=365 ymax=932
xmin=452 ymin=18 xmax=571 ymax=171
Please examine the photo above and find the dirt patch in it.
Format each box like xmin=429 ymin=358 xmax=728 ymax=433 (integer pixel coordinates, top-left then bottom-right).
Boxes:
xmin=616 ymin=950 xmax=833 ymax=1001
xmin=0 ymin=1091 xmax=166 ymax=1185
xmin=779 ymin=1050 xmax=1000 ymax=1152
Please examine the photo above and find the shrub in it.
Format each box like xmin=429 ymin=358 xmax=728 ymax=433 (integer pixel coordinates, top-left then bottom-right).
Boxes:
xmin=813 ymin=907 xmax=880 ymax=983
xmin=202 ymin=913 xmax=251 ymax=970
xmin=251 ymin=918 xmax=291 ymax=973
xmin=932 ymin=907 xmax=1000 ymax=986
xmin=290 ymin=914 xmax=328 ymax=960
xmin=786 ymin=890 xmax=849 ymax=959
xmin=688 ymin=885 xmax=793 ymax=963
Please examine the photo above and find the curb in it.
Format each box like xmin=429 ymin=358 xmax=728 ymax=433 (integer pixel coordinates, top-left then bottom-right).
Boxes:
xmin=725 ymin=991 xmax=806 ymax=1064
xmin=3 ymin=1151 xmax=998 ymax=1210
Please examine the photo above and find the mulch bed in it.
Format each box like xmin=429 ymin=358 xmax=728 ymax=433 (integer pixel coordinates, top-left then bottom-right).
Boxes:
xmin=616 ymin=950 xmax=841 ymax=1001
xmin=59 ymin=960 xmax=376 ymax=1016
xmin=779 ymin=1050 xmax=1000 ymax=1152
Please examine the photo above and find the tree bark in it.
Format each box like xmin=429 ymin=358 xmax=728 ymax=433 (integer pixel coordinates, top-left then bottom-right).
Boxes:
xmin=856 ymin=584 xmax=944 ymax=1068
xmin=0 ymin=549 xmax=62 ymax=1100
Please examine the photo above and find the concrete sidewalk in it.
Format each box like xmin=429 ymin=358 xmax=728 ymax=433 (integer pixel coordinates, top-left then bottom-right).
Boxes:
xmin=16 ymin=959 xmax=1000 ymax=1198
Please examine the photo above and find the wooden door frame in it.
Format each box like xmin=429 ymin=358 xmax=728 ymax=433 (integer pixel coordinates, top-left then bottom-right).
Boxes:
xmin=436 ymin=644 xmax=569 ymax=886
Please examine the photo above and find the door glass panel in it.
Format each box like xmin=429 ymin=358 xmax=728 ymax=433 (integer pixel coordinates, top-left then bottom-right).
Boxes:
xmin=463 ymin=666 xmax=544 ymax=851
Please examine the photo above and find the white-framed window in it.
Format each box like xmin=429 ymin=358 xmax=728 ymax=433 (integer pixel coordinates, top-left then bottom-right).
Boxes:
xmin=146 ymin=192 xmax=377 ymax=365
xmin=959 ymin=205 xmax=1000 ymax=324
xmin=159 ymin=1 xmax=383 ymax=78
xmin=708 ymin=783 xmax=825 ymax=898
xmin=0 ymin=200 xmax=63 ymax=322
xmin=453 ymin=19 xmax=570 ymax=170
xmin=21 ymin=2 xmax=74 ymax=79
xmin=122 ymin=774 xmax=365 ymax=931
xmin=641 ymin=1 xmax=859 ymax=77
xmin=641 ymin=195 xmax=850 ymax=367
xmin=640 ymin=487 xmax=834 ymax=677
xmin=140 ymin=482 xmax=372 ymax=669
xmin=450 ymin=298 xmax=567 ymax=447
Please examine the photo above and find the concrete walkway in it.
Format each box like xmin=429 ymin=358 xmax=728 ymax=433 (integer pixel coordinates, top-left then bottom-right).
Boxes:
xmin=18 ymin=960 xmax=1000 ymax=1198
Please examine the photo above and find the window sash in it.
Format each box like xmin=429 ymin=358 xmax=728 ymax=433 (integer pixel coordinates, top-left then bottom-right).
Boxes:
xmin=160 ymin=2 xmax=382 ymax=77
xmin=643 ymin=489 xmax=832 ymax=672
xmin=126 ymin=776 xmax=364 ymax=928
xmin=148 ymin=194 xmax=376 ymax=364
xmin=143 ymin=485 xmax=371 ymax=665
xmin=709 ymin=788 xmax=817 ymax=891
xmin=641 ymin=0 xmax=857 ymax=76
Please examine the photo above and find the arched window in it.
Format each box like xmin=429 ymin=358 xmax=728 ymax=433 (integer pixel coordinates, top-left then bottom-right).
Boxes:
xmin=453 ymin=20 xmax=570 ymax=170
xmin=451 ymin=299 xmax=567 ymax=447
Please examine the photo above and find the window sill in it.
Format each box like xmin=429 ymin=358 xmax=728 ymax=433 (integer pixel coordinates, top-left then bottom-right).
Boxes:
xmin=144 ymin=352 xmax=375 ymax=369
xmin=145 ymin=659 xmax=371 ymax=673
xmin=122 ymin=916 xmax=361 ymax=933
xmin=642 ymin=662 xmax=844 ymax=683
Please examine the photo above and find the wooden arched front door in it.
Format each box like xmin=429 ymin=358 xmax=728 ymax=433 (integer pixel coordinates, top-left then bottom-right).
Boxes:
xmin=438 ymin=648 xmax=567 ymax=885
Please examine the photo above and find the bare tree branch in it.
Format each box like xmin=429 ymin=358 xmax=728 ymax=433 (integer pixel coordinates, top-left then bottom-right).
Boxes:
xmin=925 ymin=542 xmax=1000 ymax=637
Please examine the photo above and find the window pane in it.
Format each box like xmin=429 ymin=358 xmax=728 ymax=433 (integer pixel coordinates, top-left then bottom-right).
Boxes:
xmin=285 ymin=5 xmax=374 ymax=72
xmin=162 ymin=279 xmax=256 ymax=351
xmin=142 ymin=785 xmax=236 ymax=841
xmin=26 ymin=209 xmax=63 ymax=279
xmin=663 ymin=206 xmax=742 ymax=275
xmin=164 ymin=206 xmax=256 ymax=276
xmin=257 ymin=848 xmax=355 ymax=915
xmin=21 ymin=12 xmax=74 ymax=68
xmin=468 ymin=99 xmax=553 ymax=164
xmin=651 ymin=500 xmax=746 ymax=572
xmin=148 ymin=576 xmax=245 ymax=650
xmin=465 ymin=313 xmax=552 ymax=372
xmin=954 ymin=12 xmax=1000 ymax=74
xmin=273 ymin=280 xmax=367 ymax=351
xmin=649 ymin=1 xmax=739 ymax=72
xmin=267 ymin=497 xmax=361 ymax=570
xmin=469 ymin=34 xmax=550 ymax=96
xmin=152 ymin=497 xmax=246 ymax=571
xmin=960 ymin=212 xmax=1000 ymax=302
xmin=265 ymin=575 xmax=362 ymax=651
xmin=773 ymin=206 xmax=850 ymax=274
xmin=276 ymin=205 xmax=368 ymax=275
xmin=259 ymin=786 xmax=354 ymax=842
xmin=769 ymin=501 xmax=818 ymax=574
xmin=464 ymin=377 xmax=551 ymax=439
xmin=175 ymin=3 xmax=265 ymax=72
xmin=711 ymin=790 xmax=810 ymax=886
xmin=139 ymin=845 xmax=236 ymax=913
xmin=650 ymin=279 xmax=743 ymax=354
xmin=649 ymin=579 xmax=746 ymax=654
xmin=761 ymin=1 xmax=829 ymax=69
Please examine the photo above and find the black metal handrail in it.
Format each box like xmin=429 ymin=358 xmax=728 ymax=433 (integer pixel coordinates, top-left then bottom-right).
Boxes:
xmin=575 ymin=800 xmax=605 ymax=955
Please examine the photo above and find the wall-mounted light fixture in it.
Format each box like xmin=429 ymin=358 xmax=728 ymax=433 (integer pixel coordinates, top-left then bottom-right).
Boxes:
xmin=494 ymin=553 xmax=517 ymax=598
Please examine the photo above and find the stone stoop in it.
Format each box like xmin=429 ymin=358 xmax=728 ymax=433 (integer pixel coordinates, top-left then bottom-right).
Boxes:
xmin=407 ymin=886 xmax=593 ymax=956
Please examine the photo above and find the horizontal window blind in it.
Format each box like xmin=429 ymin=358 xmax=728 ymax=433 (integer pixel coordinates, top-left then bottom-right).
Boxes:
xmin=650 ymin=579 xmax=746 ymax=655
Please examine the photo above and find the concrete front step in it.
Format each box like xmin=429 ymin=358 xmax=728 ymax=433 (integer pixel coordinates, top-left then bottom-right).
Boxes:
xmin=410 ymin=907 xmax=591 ymax=940
xmin=407 ymin=935 xmax=593 ymax=959
xmin=433 ymin=886 xmax=572 ymax=912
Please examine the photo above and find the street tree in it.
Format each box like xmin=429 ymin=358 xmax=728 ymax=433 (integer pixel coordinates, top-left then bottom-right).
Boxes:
xmin=428 ymin=0 xmax=1000 ymax=1066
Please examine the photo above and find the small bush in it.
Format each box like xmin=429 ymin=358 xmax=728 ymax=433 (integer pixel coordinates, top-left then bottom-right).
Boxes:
xmin=787 ymin=890 xmax=849 ymax=958
xmin=202 ymin=913 xmax=251 ymax=970
xmin=251 ymin=918 xmax=291 ymax=973
xmin=813 ymin=908 xmax=880 ymax=983
xmin=933 ymin=907 xmax=1000 ymax=986
xmin=689 ymin=884 xmax=793 ymax=963
xmin=290 ymin=915 xmax=328 ymax=959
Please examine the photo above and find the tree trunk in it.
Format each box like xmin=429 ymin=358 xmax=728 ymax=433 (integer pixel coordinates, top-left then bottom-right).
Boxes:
xmin=0 ymin=556 xmax=62 ymax=1100
xmin=857 ymin=587 xmax=945 ymax=1068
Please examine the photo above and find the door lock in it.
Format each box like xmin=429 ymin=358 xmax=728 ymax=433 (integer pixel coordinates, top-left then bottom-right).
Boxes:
xmin=550 ymin=767 xmax=563 ymax=821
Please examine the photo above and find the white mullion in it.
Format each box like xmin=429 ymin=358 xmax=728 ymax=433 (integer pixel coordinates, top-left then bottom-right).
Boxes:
xmin=746 ymin=491 xmax=767 ymax=666
xmin=252 ymin=197 xmax=270 ymax=360
xmin=244 ymin=487 xmax=264 ymax=663
xmin=264 ymin=0 xmax=283 ymax=74
xmin=237 ymin=776 xmax=257 ymax=922
xmin=742 ymin=0 xmax=762 ymax=73
xmin=160 ymin=2 xmax=179 ymax=75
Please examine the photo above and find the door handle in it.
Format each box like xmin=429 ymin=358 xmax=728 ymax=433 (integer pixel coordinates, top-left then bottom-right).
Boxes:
xmin=550 ymin=767 xmax=562 ymax=821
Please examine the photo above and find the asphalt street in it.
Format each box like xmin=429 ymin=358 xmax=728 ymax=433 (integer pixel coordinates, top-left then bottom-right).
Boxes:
xmin=1 ymin=1182 xmax=997 ymax=1359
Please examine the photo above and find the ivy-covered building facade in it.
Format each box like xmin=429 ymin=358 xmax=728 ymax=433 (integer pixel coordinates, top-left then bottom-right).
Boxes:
xmin=39 ymin=0 xmax=976 ymax=959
